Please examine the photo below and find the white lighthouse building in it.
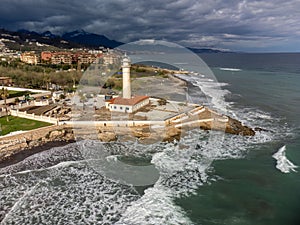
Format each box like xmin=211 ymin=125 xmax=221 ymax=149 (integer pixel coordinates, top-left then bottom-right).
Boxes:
xmin=122 ymin=54 xmax=131 ymax=99
xmin=105 ymin=54 xmax=150 ymax=113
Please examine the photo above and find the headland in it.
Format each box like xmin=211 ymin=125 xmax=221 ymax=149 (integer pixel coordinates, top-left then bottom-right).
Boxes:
xmin=0 ymin=57 xmax=255 ymax=164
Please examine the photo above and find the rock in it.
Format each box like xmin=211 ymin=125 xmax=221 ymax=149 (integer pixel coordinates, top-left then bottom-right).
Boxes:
xmin=163 ymin=126 xmax=181 ymax=142
xmin=98 ymin=132 xmax=117 ymax=142
xmin=226 ymin=117 xmax=255 ymax=136
xmin=49 ymin=130 xmax=65 ymax=139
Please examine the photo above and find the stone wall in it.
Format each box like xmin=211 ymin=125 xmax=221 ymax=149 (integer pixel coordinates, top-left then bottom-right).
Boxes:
xmin=0 ymin=125 xmax=73 ymax=162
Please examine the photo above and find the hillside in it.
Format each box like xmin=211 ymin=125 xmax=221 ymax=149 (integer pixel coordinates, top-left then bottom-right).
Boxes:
xmin=0 ymin=29 xmax=123 ymax=51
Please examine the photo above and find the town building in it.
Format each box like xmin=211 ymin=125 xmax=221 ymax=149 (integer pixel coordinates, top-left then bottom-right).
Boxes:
xmin=0 ymin=77 xmax=13 ymax=86
xmin=41 ymin=51 xmax=103 ymax=65
xmin=105 ymin=55 xmax=150 ymax=113
xmin=74 ymin=52 xmax=98 ymax=64
xmin=41 ymin=51 xmax=52 ymax=62
xmin=51 ymin=52 xmax=73 ymax=64
xmin=103 ymin=52 xmax=119 ymax=65
xmin=20 ymin=51 xmax=39 ymax=65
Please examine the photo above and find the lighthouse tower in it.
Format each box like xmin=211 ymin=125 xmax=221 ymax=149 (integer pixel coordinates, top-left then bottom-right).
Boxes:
xmin=122 ymin=55 xmax=131 ymax=99
xmin=105 ymin=54 xmax=149 ymax=113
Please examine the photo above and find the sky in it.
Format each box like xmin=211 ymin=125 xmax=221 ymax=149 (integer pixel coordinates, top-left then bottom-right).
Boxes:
xmin=0 ymin=0 xmax=300 ymax=52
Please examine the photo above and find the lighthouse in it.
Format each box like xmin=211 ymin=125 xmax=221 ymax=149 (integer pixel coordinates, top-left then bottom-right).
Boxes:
xmin=105 ymin=54 xmax=150 ymax=113
xmin=122 ymin=54 xmax=131 ymax=99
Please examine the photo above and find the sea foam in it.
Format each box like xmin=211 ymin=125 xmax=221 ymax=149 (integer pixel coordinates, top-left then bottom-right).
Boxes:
xmin=272 ymin=145 xmax=298 ymax=173
xmin=0 ymin=72 xmax=287 ymax=224
xmin=219 ymin=67 xmax=242 ymax=72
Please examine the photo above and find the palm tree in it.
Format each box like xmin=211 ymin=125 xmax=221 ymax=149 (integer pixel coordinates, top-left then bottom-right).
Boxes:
xmin=0 ymin=87 xmax=9 ymax=122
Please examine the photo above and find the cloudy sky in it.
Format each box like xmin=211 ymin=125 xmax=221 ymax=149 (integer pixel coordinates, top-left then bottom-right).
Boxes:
xmin=0 ymin=0 xmax=300 ymax=52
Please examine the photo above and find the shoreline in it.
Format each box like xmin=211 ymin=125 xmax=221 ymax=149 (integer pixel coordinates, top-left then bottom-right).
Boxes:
xmin=0 ymin=72 xmax=187 ymax=167
xmin=0 ymin=71 xmax=256 ymax=168
xmin=0 ymin=140 xmax=74 ymax=169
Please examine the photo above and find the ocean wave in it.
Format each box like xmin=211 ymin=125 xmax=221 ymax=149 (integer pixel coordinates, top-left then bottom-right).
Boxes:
xmin=117 ymin=184 xmax=192 ymax=225
xmin=0 ymin=72 xmax=288 ymax=224
xmin=219 ymin=67 xmax=242 ymax=72
xmin=0 ymin=128 xmax=270 ymax=224
xmin=175 ymin=73 xmax=231 ymax=113
xmin=272 ymin=145 xmax=298 ymax=173
xmin=0 ymin=163 xmax=139 ymax=224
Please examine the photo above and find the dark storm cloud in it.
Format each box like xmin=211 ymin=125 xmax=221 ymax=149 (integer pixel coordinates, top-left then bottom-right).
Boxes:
xmin=0 ymin=0 xmax=300 ymax=51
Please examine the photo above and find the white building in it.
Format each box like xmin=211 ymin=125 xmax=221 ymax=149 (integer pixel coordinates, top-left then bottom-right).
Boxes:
xmin=105 ymin=54 xmax=149 ymax=113
xmin=106 ymin=96 xmax=150 ymax=113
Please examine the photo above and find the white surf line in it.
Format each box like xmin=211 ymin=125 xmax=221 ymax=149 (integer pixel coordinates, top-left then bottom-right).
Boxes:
xmin=0 ymin=182 xmax=41 ymax=224
xmin=0 ymin=160 xmax=86 ymax=177
xmin=219 ymin=67 xmax=242 ymax=72
xmin=272 ymin=145 xmax=298 ymax=173
xmin=0 ymin=156 xmax=154 ymax=177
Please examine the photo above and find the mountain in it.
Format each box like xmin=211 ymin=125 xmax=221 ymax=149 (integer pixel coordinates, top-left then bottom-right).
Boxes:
xmin=62 ymin=30 xmax=123 ymax=48
xmin=17 ymin=29 xmax=40 ymax=36
xmin=0 ymin=29 xmax=123 ymax=51
xmin=0 ymin=28 xmax=231 ymax=53
xmin=188 ymin=47 xmax=232 ymax=53
xmin=0 ymin=29 xmax=82 ymax=50
xmin=41 ymin=31 xmax=58 ymax=38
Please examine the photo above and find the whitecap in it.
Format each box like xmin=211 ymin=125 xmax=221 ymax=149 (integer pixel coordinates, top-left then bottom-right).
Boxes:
xmin=219 ymin=67 xmax=242 ymax=72
xmin=272 ymin=145 xmax=298 ymax=173
xmin=117 ymin=184 xmax=192 ymax=225
xmin=175 ymin=73 xmax=231 ymax=113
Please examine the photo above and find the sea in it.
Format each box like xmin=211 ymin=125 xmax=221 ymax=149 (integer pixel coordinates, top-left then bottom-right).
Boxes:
xmin=0 ymin=53 xmax=299 ymax=225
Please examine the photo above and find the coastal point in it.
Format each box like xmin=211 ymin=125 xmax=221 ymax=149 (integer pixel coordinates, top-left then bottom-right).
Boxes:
xmin=0 ymin=53 xmax=255 ymax=163
xmin=0 ymin=1 xmax=299 ymax=224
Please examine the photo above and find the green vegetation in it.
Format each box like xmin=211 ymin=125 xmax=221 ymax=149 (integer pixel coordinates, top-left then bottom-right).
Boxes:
xmin=103 ymin=64 xmax=170 ymax=91
xmin=0 ymin=59 xmax=171 ymax=93
xmin=4 ymin=90 xmax=36 ymax=99
xmin=0 ymin=116 xmax=51 ymax=136
xmin=0 ymin=61 xmax=82 ymax=89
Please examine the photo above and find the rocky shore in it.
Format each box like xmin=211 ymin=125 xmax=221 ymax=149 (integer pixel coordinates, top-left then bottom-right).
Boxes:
xmin=0 ymin=113 xmax=255 ymax=165
xmin=0 ymin=70 xmax=256 ymax=165
xmin=0 ymin=125 xmax=74 ymax=166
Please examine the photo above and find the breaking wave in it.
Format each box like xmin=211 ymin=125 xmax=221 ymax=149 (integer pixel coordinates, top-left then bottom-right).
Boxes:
xmin=219 ymin=67 xmax=242 ymax=72
xmin=0 ymin=73 xmax=289 ymax=224
xmin=272 ymin=145 xmax=298 ymax=173
xmin=175 ymin=73 xmax=231 ymax=114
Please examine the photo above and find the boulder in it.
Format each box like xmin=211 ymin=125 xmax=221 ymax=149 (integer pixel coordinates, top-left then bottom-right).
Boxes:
xmin=98 ymin=132 xmax=117 ymax=142
xmin=226 ymin=117 xmax=255 ymax=136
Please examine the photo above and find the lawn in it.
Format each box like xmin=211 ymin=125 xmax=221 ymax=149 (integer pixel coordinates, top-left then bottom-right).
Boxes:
xmin=0 ymin=116 xmax=51 ymax=136
xmin=0 ymin=90 xmax=37 ymax=100
xmin=9 ymin=90 xmax=36 ymax=98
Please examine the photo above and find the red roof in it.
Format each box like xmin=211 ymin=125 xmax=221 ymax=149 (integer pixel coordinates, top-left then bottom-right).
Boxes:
xmin=107 ymin=96 xmax=149 ymax=106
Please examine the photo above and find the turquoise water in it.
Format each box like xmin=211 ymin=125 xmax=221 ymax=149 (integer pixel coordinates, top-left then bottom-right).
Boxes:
xmin=176 ymin=53 xmax=300 ymax=225
xmin=0 ymin=53 xmax=299 ymax=224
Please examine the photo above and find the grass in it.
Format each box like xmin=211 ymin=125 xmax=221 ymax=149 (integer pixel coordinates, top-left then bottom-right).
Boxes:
xmin=0 ymin=116 xmax=51 ymax=136
xmin=7 ymin=90 xmax=36 ymax=99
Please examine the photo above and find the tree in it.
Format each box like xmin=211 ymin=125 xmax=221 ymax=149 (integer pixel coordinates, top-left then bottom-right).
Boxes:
xmin=14 ymin=97 xmax=20 ymax=104
xmin=59 ymin=94 xmax=66 ymax=100
xmin=0 ymin=88 xmax=9 ymax=122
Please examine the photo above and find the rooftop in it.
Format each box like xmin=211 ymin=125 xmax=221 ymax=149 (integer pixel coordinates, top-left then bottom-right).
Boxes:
xmin=107 ymin=95 xmax=149 ymax=106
